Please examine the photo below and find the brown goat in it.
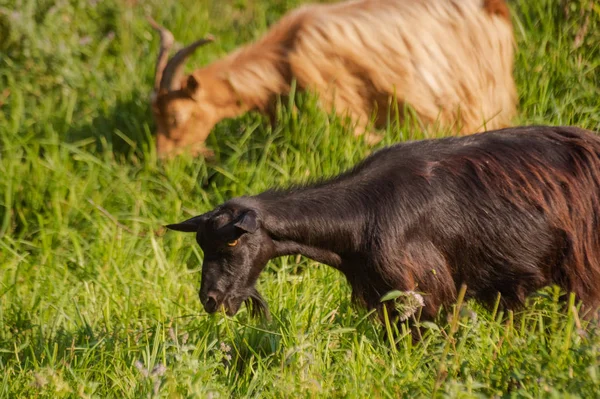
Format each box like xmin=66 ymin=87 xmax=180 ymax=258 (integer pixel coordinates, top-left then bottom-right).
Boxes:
xmin=149 ymin=0 xmax=517 ymax=157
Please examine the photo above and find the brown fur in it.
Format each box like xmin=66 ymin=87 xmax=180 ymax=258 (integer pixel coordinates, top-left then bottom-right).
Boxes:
xmin=152 ymin=0 xmax=517 ymax=157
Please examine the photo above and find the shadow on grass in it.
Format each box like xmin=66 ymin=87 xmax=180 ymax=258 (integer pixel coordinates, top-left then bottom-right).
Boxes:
xmin=60 ymin=88 xmax=275 ymax=170
xmin=63 ymin=91 xmax=156 ymax=161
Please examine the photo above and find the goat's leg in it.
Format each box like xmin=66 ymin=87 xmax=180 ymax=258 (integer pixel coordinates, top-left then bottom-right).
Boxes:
xmin=353 ymin=123 xmax=384 ymax=145
xmin=318 ymin=91 xmax=383 ymax=145
xmin=385 ymin=240 xmax=456 ymax=340
xmin=265 ymin=95 xmax=299 ymax=127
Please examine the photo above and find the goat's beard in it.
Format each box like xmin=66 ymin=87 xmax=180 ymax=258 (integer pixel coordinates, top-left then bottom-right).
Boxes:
xmin=244 ymin=287 xmax=271 ymax=320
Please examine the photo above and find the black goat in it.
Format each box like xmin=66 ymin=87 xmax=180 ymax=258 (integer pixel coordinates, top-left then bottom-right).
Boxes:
xmin=167 ymin=126 xmax=600 ymax=322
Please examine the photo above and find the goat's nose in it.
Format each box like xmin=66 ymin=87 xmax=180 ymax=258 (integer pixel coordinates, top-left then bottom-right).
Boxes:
xmin=204 ymin=292 xmax=219 ymax=313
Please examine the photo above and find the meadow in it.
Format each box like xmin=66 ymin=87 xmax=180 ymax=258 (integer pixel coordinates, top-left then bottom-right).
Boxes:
xmin=1 ymin=0 xmax=600 ymax=397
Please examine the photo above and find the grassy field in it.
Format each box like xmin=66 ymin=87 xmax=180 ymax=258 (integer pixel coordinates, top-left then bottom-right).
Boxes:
xmin=1 ymin=0 xmax=600 ymax=397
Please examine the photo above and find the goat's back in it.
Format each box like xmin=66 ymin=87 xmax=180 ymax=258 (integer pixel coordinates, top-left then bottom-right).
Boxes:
xmin=283 ymin=0 xmax=516 ymax=132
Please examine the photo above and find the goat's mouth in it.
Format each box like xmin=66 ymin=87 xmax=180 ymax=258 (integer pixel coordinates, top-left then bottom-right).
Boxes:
xmin=215 ymin=288 xmax=270 ymax=319
xmin=222 ymin=296 xmax=243 ymax=316
xmin=157 ymin=136 xmax=214 ymax=159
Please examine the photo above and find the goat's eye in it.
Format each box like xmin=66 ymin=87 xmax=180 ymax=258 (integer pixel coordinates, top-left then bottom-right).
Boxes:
xmin=227 ymin=240 xmax=238 ymax=247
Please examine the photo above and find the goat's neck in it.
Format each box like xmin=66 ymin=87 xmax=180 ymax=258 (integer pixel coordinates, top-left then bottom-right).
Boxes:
xmin=208 ymin=42 xmax=290 ymax=113
xmin=256 ymin=188 xmax=367 ymax=268
xmin=272 ymin=240 xmax=343 ymax=268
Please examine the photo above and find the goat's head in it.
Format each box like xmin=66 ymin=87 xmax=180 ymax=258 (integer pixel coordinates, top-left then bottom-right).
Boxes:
xmin=148 ymin=18 xmax=220 ymax=158
xmin=167 ymin=203 xmax=273 ymax=317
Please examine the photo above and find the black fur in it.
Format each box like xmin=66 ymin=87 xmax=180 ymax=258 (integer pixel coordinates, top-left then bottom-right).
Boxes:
xmin=167 ymin=126 xmax=600 ymax=321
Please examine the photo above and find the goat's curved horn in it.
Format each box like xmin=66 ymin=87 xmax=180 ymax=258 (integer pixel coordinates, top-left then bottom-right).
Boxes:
xmin=159 ymin=35 xmax=215 ymax=92
xmin=147 ymin=16 xmax=175 ymax=97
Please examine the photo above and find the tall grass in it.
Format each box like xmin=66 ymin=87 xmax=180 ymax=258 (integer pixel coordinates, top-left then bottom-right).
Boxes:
xmin=1 ymin=0 xmax=599 ymax=397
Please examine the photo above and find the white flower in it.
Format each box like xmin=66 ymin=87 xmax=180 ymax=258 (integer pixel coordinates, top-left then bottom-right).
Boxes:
xmin=395 ymin=291 xmax=425 ymax=321
xmin=220 ymin=342 xmax=231 ymax=353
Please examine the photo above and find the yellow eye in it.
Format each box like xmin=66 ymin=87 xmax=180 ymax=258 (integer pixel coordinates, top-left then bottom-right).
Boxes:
xmin=227 ymin=240 xmax=238 ymax=247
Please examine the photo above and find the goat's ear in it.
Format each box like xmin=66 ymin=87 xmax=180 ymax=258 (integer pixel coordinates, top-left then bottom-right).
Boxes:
xmin=234 ymin=210 xmax=258 ymax=233
xmin=166 ymin=215 xmax=205 ymax=233
xmin=186 ymin=75 xmax=201 ymax=95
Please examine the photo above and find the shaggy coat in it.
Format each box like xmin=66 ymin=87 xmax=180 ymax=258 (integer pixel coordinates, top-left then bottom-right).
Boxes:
xmin=150 ymin=0 xmax=517 ymax=157
xmin=167 ymin=126 xmax=600 ymax=322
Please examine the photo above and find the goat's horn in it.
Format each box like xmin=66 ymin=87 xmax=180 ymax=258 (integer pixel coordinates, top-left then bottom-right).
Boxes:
xmin=159 ymin=35 xmax=215 ymax=92
xmin=147 ymin=16 xmax=175 ymax=97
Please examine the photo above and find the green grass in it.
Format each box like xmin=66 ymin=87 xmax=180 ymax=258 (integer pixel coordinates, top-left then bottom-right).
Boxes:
xmin=1 ymin=0 xmax=600 ymax=397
